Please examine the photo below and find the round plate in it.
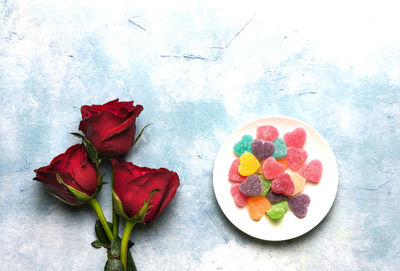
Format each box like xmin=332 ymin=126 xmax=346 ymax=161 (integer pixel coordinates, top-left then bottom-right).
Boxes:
xmin=213 ymin=116 xmax=338 ymax=241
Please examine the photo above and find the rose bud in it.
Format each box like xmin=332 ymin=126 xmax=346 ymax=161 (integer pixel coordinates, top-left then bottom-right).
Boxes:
xmin=34 ymin=144 xmax=100 ymax=205
xmin=111 ymin=158 xmax=180 ymax=223
xmin=78 ymin=99 xmax=143 ymax=157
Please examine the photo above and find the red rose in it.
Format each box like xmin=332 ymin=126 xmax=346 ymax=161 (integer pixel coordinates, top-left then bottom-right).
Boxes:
xmin=79 ymin=99 xmax=143 ymax=157
xmin=34 ymin=144 xmax=99 ymax=205
xmin=111 ymin=159 xmax=180 ymax=223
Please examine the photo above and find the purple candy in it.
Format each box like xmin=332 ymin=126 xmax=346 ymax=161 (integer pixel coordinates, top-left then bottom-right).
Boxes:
xmin=251 ymin=139 xmax=275 ymax=161
xmin=288 ymin=194 xmax=310 ymax=218
xmin=266 ymin=190 xmax=289 ymax=203
xmin=240 ymin=174 xmax=262 ymax=196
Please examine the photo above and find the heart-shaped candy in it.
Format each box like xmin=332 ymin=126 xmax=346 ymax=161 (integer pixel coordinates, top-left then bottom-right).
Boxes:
xmin=228 ymin=159 xmax=247 ymax=183
xmin=283 ymin=127 xmax=306 ymax=148
xmin=266 ymin=190 xmax=289 ymax=203
xmin=285 ymin=147 xmax=308 ymax=171
xmin=233 ymin=135 xmax=253 ymax=156
xmin=266 ymin=201 xmax=289 ymax=219
xmin=248 ymin=197 xmax=271 ymax=221
xmin=262 ymin=157 xmax=285 ymax=179
xmin=288 ymin=194 xmax=310 ymax=218
xmin=238 ymin=152 xmax=260 ymax=176
xmin=256 ymin=125 xmax=279 ymax=141
xmin=271 ymin=173 xmax=294 ymax=196
xmin=260 ymin=175 xmax=272 ymax=197
xmin=272 ymin=137 xmax=287 ymax=159
xmin=231 ymin=184 xmax=249 ymax=207
xmin=299 ymin=159 xmax=323 ymax=183
xmin=240 ymin=174 xmax=262 ymax=196
xmin=289 ymin=172 xmax=306 ymax=196
xmin=251 ymin=139 xmax=274 ymax=161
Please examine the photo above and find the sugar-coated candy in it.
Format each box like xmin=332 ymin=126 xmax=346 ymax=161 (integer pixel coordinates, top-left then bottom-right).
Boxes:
xmin=256 ymin=160 xmax=264 ymax=175
xmin=267 ymin=201 xmax=289 ymax=219
xmin=248 ymin=197 xmax=271 ymax=221
xmin=240 ymin=174 xmax=262 ymax=196
xmin=285 ymin=147 xmax=307 ymax=171
xmin=259 ymin=175 xmax=272 ymax=197
xmin=266 ymin=190 xmax=289 ymax=203
xmin=290 ymin=172 xmax=306 ymax=196
xmin=233 ymin=135 xmax=253 ymax=156
xmin=231 ymin=184 xmax=249 ymax=207
xmin=228 ymin=159 xmax=247 ymax=183
xmin=299 ymin=159 xmax=323 ymax=183
xmin=251 ymin=139 xmax=274 ymax=161
xmin=271 ymin=173 xmax=294 ymax=196
xmin=262 ymin=157 xmax=285 ymax=179
xmin=238 ymin=152 xmax=260 ymax=176
xmin=276 ymin=158 xmax=288 ymax=170
xmin=272 ymin=138 xmax=287 ymax=159
xmin=283 ymin=127 xmax=306 ymax=148
xmin=256 ymin=125 xmax=279 ymax=141
xmin=288 ymin=194 xmax=310 ymax=218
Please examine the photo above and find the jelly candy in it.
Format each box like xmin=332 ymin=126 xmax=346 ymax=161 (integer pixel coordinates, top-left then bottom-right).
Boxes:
xmin=256 ymin=125 xmax=279 ymax=141
xmin=285 ymin=147 xmax=307 ymax=171
xmin=271 ymin=173 xmax=294 ymax=196
xmin=238 ymin=152 xmax=260 ymax=176
xmin=299 ymin=159 xmax=323 ymax=183
xmin=248 ymin=197 xmax=271 ymax=221
xmin=267 ymin=201 xmax=289 ymax=219
xmin=290 ymin=172 xmax=306 ymax=196
xmin=288 ymin=194 xmax=310 ymax=218
xmin=231 ymin=184 xmax=249 ymax=207
xmin=272 ymin=138 xmax=287 ymax=159
xmin=262 ymin=157 xmax=285 ymax=179
xmin=240 ymin=174 xmax=262 ymax=196
xmin=266 ymin=190 xmax=288 ymax=203
xmin=283 ymin=127 xmax=306 ymax=148
xmin=276 ymin=158 xmax=288 ymax=170
xmin=233 ymin=135 xmax=253 ymax=156
xmin=259 ymin=175 xmax=272 ymax=197
xmin=251 ymin=139 xmax=274 ymax=161
xmin=256 ymin=160 xmax=264 ymax=175
xmin=228 ymin=159 xmax=247 ymax=183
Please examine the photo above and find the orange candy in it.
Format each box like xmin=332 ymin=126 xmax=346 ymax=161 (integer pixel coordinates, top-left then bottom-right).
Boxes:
xmin=247 ymin=197 xmax=271 ymax=221
xmin=276 ymin=158 xmax=289 ymax=170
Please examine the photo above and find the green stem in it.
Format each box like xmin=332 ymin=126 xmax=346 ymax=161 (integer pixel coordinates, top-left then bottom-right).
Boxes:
xmin=121 ymin=220 xmax=136 ymax=271
xmin=89 ymin=198 xmax=114 ymax=242
xmin=112 ymin=201 xmax=119 ymax=238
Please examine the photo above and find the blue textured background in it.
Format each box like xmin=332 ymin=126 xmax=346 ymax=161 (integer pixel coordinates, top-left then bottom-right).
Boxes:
xmin=1 ymin=1 xmax=399 ymax=270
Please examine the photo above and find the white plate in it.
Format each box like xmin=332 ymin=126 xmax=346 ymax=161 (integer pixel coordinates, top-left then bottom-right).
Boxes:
xmin=213 ymin=116 xmax=338 ymax=241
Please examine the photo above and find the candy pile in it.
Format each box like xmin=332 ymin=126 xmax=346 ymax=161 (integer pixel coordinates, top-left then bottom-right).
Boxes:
xmin=228 ymin=125 xmax=323 ymax=221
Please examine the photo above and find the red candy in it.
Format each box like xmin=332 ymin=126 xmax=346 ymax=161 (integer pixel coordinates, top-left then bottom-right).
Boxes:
xmin=285 ymin=147 xmax=308 ymax=171
xmin=299 ymin=159 xmax=323 ymax=183
xmin=271 ymin=173 xmax=294 ymax=196
xmin=231 ymin=184 xmax=249 ymax=207
xmin=284 ymin=127 xmax=306 ymax=148
xmin=228 ymin=159 xmax=247 ymax=183
xmin=262 ymin=157 xmax=285 ymax=179
xmin=256 ymin=125 xmax=279 ymax=142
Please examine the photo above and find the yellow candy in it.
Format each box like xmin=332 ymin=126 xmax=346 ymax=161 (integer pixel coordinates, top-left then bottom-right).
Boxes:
xmin=238 ymin=152 xmax=260 ymax=176
xmin=290 ymin=172 xmax=306 ymax=196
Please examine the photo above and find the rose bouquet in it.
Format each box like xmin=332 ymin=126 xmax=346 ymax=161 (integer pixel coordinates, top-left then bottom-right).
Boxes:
xmin=33 ymin=99 xmax=180 ymax=271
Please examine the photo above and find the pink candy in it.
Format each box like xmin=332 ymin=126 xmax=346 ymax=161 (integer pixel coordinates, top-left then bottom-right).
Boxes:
xmin=285 ymin=147 xmax=308 ymax=171
xmin=231 ymin=184 xmax=249 ymax=207
xmin=284 ymin=127 xmax=306 ymax=148
xmin=271 ymin=173 xmax=294 ymax=196
xmin=228 ymin=159 xmax=247 ymax=183
xmin=256 ymin=125 xmax=279 ymax=142
xmin=262 ymin=157 xmax=285 ymax=179
xmin=299 ymin=159 xmax=323 ymax=183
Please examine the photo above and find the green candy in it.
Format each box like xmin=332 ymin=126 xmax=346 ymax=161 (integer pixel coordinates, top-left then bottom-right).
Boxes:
xmin=272 ymin=137 xmax=287 ymax=159
xmin=259 ymin=175 xmax=272 ymax=197
xmin=267 ymin=201 xmax=289 ymax=219
xmin=233 ymin=135 xmax=253 ymax=156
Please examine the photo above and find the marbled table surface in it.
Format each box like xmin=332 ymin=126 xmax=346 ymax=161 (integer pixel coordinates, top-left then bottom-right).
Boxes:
xmin=0 ymin=1 xmax=399 ymax=270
